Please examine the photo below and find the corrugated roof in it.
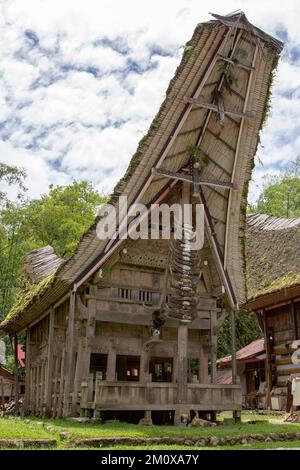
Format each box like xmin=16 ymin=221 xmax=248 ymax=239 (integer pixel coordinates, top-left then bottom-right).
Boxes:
xmin=217 ymin=337 xmax=265 ymax=366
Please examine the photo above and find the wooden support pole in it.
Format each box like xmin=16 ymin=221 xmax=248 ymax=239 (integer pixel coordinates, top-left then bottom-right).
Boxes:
xmin=210 ymin=311 xmax=217 ymax=384
xmin=13 ymin=334 xmax=19 ymax=415
xmin=57 ymin=350 xmax=65 ymax=418
xmin=177 ymin=322 xmax=188 ymax=404
xmin=230 ymin=309 xmax=237 ymax=384
xmin=45 ymin=309 xmax=55 ymax=416
xmin=72 ymin=324 xmax=85 ymax=415
xmin=0 ymin=377 xmax=4 ymax=410
xmin=292 ymin=300 xmax=298 ymax=340
xmin=24 ymin=329 xmax=31 ymax=415
xmin=63 ymin=291 xmax=76 ymax=418
xmin=106 ymin=339 xmax=117 ymax=381
xmin=81 ymin=297 xmax=97 ymax=383
xmin=40 ymin=361 xmax=45 ymax=416
xmin=198 ymin=339 xmax=209 ymax=384
xmin=263 ymin=310 xmax=272 ymax=409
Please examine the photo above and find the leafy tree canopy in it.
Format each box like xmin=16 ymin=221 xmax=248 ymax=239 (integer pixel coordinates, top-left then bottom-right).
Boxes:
xmin=249 ymin=156 xmax=300 ymax=218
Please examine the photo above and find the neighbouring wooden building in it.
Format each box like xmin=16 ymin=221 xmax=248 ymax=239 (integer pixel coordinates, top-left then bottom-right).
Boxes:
xmin=245 ymin=214 xmax=300 ymax=410
xmin=0 ymin=12 xmax=283 ymax=423
xmin=217 ymin=338 xmax=266 ymax=409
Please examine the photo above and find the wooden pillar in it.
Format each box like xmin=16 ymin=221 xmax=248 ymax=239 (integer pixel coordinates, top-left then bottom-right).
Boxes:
xmin=57 ymin=349 xmax=65 ymax=418
xmin=292 ymin=300 xmax=298 ymax=340
xmin=140 ymin=349 xmax=149 ymax=382
xmin=263 ymin=310 xmax=272 ymax=409
xmin=230 ymin=309 xmax=237 ymax=384
xmin=40 ymin=361 xmax=45 ymax=416
xmin=198 ymin=339 xmax=209 ymax=384
xmin=45 ymin=309 xmax=55 ymax=416
xmin=177 ymin=322 xmax=188 ymax=403
xmin=173 ymin=344 xmax=178 ymax=383
xmin=106 ymin=338 xmax=117 ymax=381
xmin=210 ymin=311 xmax=217 ymax=384
xmin=63 ymin=291 xmax=76 ymax=418
xmin=81 ymin=297 xmax=96 ymax=382
xmin=24 ymin=329 xmax=31 ymax=415
xmin=72 ymin=322 xmax=85 ymax=415
xmin=13 ymin=334 xmax=19 ymax=415
xmin=0 ymin=377 xmax=4 ymax=410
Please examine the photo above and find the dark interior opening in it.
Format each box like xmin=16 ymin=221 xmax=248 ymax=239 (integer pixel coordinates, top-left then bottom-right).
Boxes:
xmin=150 ymin=357 xmax=173 ymax=382
xmin=116 ymin=355 xmax=140 ymax=381
xmin=89 ymin=353 xmax=108 ymax=380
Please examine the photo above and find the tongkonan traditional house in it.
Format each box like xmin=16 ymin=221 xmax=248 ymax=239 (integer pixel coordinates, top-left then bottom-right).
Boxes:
xmin=0 ymin=12 xmax=283 ymax=424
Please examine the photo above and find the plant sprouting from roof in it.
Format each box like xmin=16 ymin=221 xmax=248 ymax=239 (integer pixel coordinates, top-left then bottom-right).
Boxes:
xmin=188 ymin=145 xmax=208 ymax=169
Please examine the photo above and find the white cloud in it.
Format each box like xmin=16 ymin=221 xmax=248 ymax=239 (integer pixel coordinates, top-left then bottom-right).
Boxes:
xmin=0 ymin=0 xmax=299 ymax=203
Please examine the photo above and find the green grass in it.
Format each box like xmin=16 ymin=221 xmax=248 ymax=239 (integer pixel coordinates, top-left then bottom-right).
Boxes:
xmin=0 ymin=417 xmax=58 ymax=439
xmin=0 ymin=412 xmax=299 ymax=450
xmin=25 ymin=413 xmax=299 ymax=440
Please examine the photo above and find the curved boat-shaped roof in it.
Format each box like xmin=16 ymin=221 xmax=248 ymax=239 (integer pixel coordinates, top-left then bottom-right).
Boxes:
xmin=0 ymin=11 xmax=283 ymax=334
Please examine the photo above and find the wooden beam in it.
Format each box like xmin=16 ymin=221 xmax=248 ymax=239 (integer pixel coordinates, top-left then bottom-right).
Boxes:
xmin=194 ymin=30 xmax=243 ymax=149
xmin=63 ymin=291 xmax=76 ymax=418
xmin=195 ymin=181 xmax=237 ymax=310
xmin=177 ymin=322 xmax=188 ymax=403
xmin=152 ymin=167 xmax=233 ymax=190
xmin=230 ymin=309 xmax=237 ymax=384
xmin=217 ymin=53 xmax=255 ymax=71
xmin=224 ymin=44 xmax=258 ymax=268
xmin=45 ymin=308 xmax=54 ymax=417
xmin=13 ymin=335 xmax=19 ymax=415
xmin=184 ymin=96 xmax=254 ymax=120
xmin=23 ymin=329 xmax=31 ymax=415
xmin=263 ymin=310 xmax=272 ymax=409
xmin=292 ymin=300 xmax=298 ymax=340
xmin=210 ymin=311 xmax=217 ymax=384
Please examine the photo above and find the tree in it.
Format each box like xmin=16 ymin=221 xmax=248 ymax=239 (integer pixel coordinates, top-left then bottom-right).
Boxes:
xmin=0 ymin=176 xmax=106 ymax=321
xmin=218 ymin=309 xmax=262 ymax=359
xmin=250 ymin=156 xmax=300 ymax=217
xmin=23 ymin=181 xmax=106 ymax=258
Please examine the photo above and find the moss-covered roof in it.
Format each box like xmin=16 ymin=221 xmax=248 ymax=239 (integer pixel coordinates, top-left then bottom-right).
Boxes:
xmin=246 ymin=214 xmax=300 ymax=301
xmin=0 ymin=273 xmax=56 ymax=330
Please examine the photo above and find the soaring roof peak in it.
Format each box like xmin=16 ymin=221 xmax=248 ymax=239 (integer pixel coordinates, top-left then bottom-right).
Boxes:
xmin=1 ymin=11 xmax=283 ymax=333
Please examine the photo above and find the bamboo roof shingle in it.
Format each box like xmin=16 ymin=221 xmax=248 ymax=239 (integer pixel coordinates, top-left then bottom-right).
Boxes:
xmin=0 ymin=11 xmax=283 ymax=334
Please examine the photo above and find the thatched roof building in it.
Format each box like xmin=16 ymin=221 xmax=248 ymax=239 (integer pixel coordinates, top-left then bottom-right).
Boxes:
xmin=0 ymin=12 xmax=283 ymax=336
xmin=245 ymin=214 xmax=300 ymax=310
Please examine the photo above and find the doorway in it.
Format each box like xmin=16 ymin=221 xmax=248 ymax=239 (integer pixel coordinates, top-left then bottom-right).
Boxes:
xmin=150 ymin=357 xmax=173 ymax=382
xmin=116 ymin=355 xmax=140 ymax=381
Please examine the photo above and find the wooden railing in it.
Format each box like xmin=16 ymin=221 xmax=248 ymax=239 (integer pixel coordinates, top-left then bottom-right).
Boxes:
xmin=80 ymin=375 xmax=242 ymax=411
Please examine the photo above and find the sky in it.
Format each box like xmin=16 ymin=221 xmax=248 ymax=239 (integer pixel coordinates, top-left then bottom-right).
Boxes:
xmin=0 ymin=0 xmax=299 ymax=204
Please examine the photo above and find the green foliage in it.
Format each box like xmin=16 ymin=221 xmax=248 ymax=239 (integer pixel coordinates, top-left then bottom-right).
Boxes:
xmin=0 ymin=163 xmax=26 ymax=203
xmin=183 ymin=45 xmax=194 ymax=61
xmin=218 ymin=62 xmax=238 ymax=87
xmin=24 ymin=181 xmax=106 ymax=258
xmin=218 ymin=309 xmax=262 ymax=359
xmin=188 ymin=145 xmax=208 ymax=168
xmin=0 ymin=172 xmax=106 ymax=321
xmin=250 ymin=157 xmax=300 ymax=218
